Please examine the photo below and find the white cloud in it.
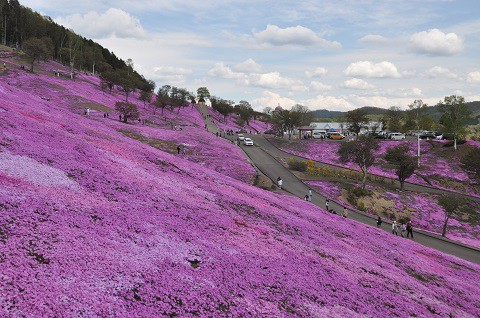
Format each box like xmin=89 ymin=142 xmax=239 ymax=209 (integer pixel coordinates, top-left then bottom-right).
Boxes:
xmin=300 ymin=95 xmax=355 ymax=111
xmin=252 ymin=25 xmax=341 ymax=48
xmin=250 ymin=72 xmax=302 ymax=89
xmin=56 ymin=8 xmax=146 ymax=39
xmin=251 ymin=91 xmax=296 ymax=110
xmin=410 ymin=29 xmax=464 ymax=56
xmin=354 ymin=96 xmax=392 ymax=108
xmin=310 ymin=81 xmax=332 ymax=91
xmin=342 ymin=78 xmax=375 ymax=90
xmin=357 ymin=34 xmax=390 ymax=45
xmin=232 ymin=58 xmax=263 ymax=74
xmin=151 ymin=66 xmax=192 ymax=84
xmin=424 ymin=66 xmax=461 ymax=79
xmin=344 ymin=61 xmax=401 ymax=78
xmin=305 ymin=67 xmax=328 ymax=78
xmin=467 ymin=71 xmax=480 ymax=84
xmin=208 ymin=62 xmax=302 ymax=89
xmin=208 ymin=62 xmax=247 ymax=81
xmin=383 ymin=87 xmax=422 ymax=98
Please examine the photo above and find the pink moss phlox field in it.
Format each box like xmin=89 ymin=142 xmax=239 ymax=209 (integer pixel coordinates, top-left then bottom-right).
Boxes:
xmin=1 ymin=59 xmax=480 ymax=317
xmin=275 ymin=138 xmax=479 ymax=197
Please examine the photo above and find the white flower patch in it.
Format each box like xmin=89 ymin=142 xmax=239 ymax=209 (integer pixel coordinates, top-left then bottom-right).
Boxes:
xmin=0 ymin=151 xmax=80 ymax=190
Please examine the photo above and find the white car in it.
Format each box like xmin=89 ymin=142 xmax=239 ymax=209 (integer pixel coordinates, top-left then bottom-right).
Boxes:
xmin=389 ymin=133 xmax=405 ymax=140
xmin=243 ymin=137 xmax=254 ymax=146
xmin=237 ymin=134 xmax=245 ymax=141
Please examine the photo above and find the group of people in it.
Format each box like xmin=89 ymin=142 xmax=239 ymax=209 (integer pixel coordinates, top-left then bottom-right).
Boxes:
xmin=176 ymin=145 xmax=187 ymax=155
xmin=102 ymin=113 xmax=110 ymax=118
xmin=376 ymin=217 xmax=414 ymax=238
xmin=391 ymin=220 xmax=414 ymax=238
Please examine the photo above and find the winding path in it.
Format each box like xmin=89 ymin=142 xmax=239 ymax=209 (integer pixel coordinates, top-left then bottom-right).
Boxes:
xmin=196 ymin=109 xmax=480 ymax=264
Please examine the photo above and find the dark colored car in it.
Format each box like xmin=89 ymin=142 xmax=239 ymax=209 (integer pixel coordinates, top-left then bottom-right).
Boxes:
xmin=237 ymin=129 xmax=248 ymax=134
xmin=264 ymin=130 xmax=277 ymax=135
xmin=419 ymin=131 xmax=436 ymax=139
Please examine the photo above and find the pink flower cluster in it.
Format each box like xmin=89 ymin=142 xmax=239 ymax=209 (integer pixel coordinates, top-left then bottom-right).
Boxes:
xmin=272 ymin=138 xmax=478 ymax=197
xmin=0 ymin=58 xmax=479 ymax=317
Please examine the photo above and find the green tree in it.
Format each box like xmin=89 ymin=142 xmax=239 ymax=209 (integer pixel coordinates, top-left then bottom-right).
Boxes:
xmin=237 ymin=100 xmax=254 ymax=126
xmin=115 ymin=101 xmax=139 ymax=123
xmin=139 ymin=91 xmax=152 ymax=109
xmin=385 ymin=144 xmax=416 ymax=191
xmin=438 ymin=95 xmax=472 ymax=150
xmin=156 ymin=85 xmax=171 ymax=114
xmin=290 ymin=104 xmax=313 ymax=127
xmin=438 ymin=194 xmax=466 ymax=237
xmin=196 ymin=87 xmax=210 ymax=101
xmin=461 ymin=147 xmax=480 ymax=182
xmin=338 ymin=136 xmax=380 ymax=189
xmin=345 ymin=108 xmax=369 ymax=136
xmin=23 ymin=37 xmax=51 ymax=72
xmin=405 ymin=99 xmax=427 ymax=132
xmin=385 ymin=106 xmax=404 ymax=132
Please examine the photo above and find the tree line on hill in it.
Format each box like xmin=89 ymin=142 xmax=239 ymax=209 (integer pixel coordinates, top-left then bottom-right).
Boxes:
xmin=1 ymin=0 xmax=150 ymax=88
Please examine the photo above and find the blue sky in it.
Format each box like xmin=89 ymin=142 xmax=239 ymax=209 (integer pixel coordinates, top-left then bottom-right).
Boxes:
xmin=24 ymin=0 xmax=480 ymax=111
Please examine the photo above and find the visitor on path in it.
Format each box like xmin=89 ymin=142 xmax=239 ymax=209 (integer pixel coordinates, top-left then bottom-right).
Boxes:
xmin=119 ymin=114 xmax=122 ymax=121
xmin=377 ymin=216 xmax=382 ymax=227
xmin=343 ymin=207 xmax=348 ymax=218
xmin=392 ymin=220 xmax=398 ymax=235
xmin=401 ymin=222 xmax=406 ymax=237
xmin=304 ymin=194 xmax=309 ymax=201
xmin=182 ymin=145 xmax=186 ymax=155
xmin=308 ymin=189 xmax=313 ymax=202
xmin=325 ymin=199 xmax=330 ymax=211
xmin=86 ymin=108 xmax=90 ymax=116
xmin=277 ymin=177 xmax=283 ymax=189
xmin=406 ymin=221 xmax=414 ymax=238
xmin=177 ymin=146 xmax=181 ymax=154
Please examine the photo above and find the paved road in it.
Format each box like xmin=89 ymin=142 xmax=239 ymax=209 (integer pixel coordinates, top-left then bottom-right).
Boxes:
xmin=196 ymin=112 xmax=480 ymax=264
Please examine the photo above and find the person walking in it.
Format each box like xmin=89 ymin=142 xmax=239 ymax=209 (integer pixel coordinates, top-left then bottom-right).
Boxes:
xmin=277 ymin=177 xmax=283 ymax=189
xmin=392 ymin=220 xmax=398 ymax=235
xmin=308 ymin=189 xmax=313 ymax=202
xmin=401 ymin=222 xmax=406 ymax=238
xmin=376 ymin=216 xmax=383 ymax=228
xmin=182 ymin=145 xmax=186 ymax=155
xmin=406 ymin=221 xmax=414 ymax=238
xmin=325 ymin=199 xmax=330 ymax=212
xmin=177 ymin=146 xmax=181 ymax=154
xmin=343 ymin=207 xmax=348 ymax=218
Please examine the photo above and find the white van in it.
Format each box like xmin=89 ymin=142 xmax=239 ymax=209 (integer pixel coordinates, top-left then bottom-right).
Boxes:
xmin=312 ymin=131 xmax=325 ymax=139
xmin=389 ymin=133 xmax=405 ymax=140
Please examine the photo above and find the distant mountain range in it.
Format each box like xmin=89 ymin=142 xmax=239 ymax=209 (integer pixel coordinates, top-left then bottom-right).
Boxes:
xmin=312 ymin=102 xmax=480 ymax=125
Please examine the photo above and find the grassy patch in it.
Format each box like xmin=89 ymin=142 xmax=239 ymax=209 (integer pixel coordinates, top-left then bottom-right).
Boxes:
xmin=78 ymin=102 xmax=112 ymax=113
xmin=118 ymin=129 xmax=177 ymax=153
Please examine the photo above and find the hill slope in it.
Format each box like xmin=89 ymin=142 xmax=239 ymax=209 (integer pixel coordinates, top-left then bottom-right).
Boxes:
xmin=0 ymin=55 xmax=480 ymax=317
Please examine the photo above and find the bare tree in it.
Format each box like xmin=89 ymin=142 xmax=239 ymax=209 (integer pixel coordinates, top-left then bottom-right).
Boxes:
xmin=338 ymin=136 xmax=380 ymax=189
xmin=438 ymin=194 xmax=466 ymax=237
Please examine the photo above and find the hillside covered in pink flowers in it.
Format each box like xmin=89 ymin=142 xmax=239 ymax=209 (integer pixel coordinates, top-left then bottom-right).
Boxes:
xmin=1 ymin=52 xmax=480 ymax=317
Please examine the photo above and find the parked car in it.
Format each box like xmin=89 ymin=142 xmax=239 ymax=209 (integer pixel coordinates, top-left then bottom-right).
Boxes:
xmin=243 ymin=137 xmax=254 ymax=146
xmin=375 ymin=132 xmax=388 ymax=139
xmin=328 ymin=132 xmax=345 ymax=140
xmin=264 ymin=129 xmax=277 ymax=135
xmin=419 ymin=131 xmax=436 ymax=139
xmin=389 ymin=133 xmax=406 ymax=140
xmin=312 ymin=131 xmax=326 ymax=139
xmin=237 ymin=134 xmax=245 ymax=141
xmin=237 ymin=129 xmax=248 ymax=133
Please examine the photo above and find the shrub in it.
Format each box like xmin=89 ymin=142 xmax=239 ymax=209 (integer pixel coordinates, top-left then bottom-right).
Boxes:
xmin=357 ymin=202 xmax=367 ymax=211
xmin=288 ymin=158 xmax=307 ymax=172
xmin=442 ymin=140 xmax=466 ymax=147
